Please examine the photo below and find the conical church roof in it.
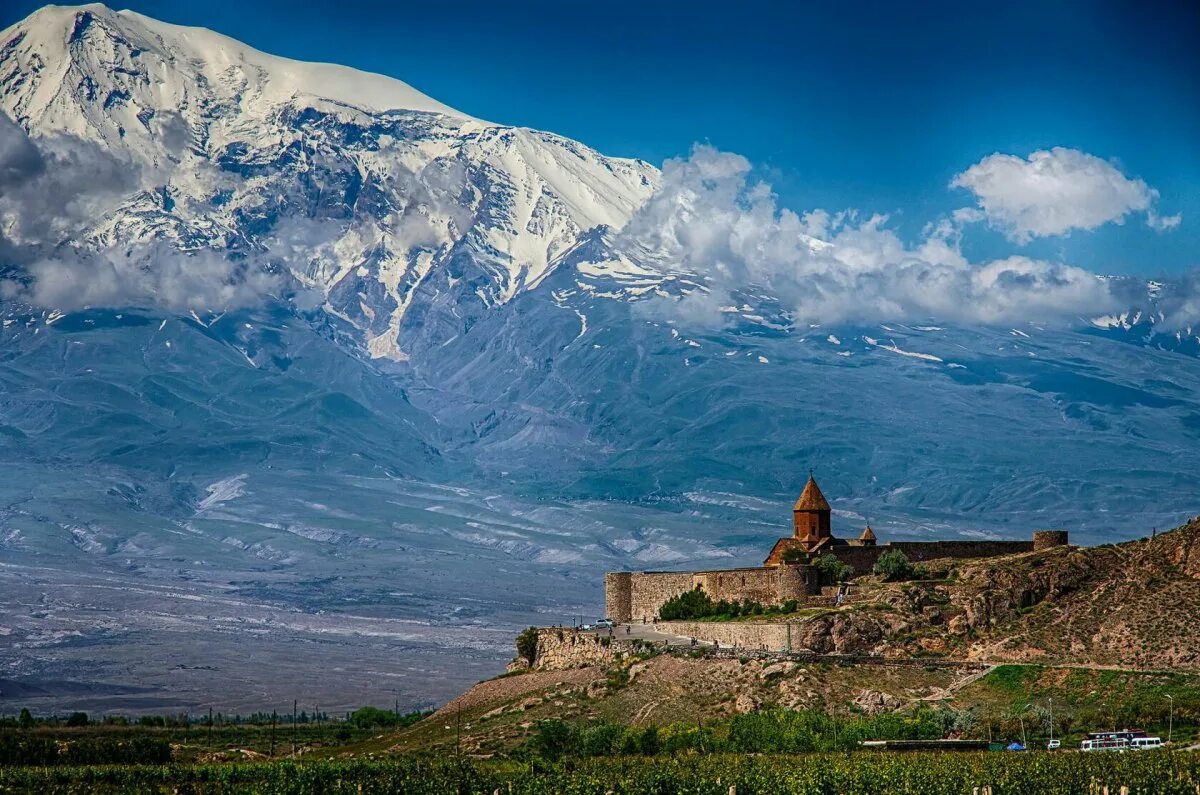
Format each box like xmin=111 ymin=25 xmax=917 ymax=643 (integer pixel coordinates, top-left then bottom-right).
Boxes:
xmin=860 ymin=525 xmax=877 ymax=542
xmin=793 ymin=475 xmax=831 ymax=512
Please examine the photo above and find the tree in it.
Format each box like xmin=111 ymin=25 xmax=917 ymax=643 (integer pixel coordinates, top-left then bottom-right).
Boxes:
xmin=874 ymin=549 xmax=916 ymax=581
xmin=516 ymin=626 xmax=540 ymax=665
xmin=814 ymin=553 xmax=854 ymax=583
xmin=65 ymin=711 xmax=89 ymax=727
xmin=657 ymin=587 xmax=715 ymax=621
xmin=18 ymin=708 xmax=34 ymax=729
xmin=530 ymin=719 xmax=577 ymax=760
xmin=781 ymin=547 xmax=808 ymax=564
xmin=349 ymin=706 xmax=399 ymax=729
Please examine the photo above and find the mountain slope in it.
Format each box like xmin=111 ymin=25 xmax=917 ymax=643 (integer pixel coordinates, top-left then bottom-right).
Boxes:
xmin=0 ymin=4 xmax=1198 ymax=713
xmin=1 ymin=4 xmax=660 ymax=361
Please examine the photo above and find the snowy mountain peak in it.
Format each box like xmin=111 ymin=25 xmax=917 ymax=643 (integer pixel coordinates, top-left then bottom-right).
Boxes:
xmin=1 ymin=4 xmax=662 ymax=359
xmin=3 ymin=4 xmax=472 ymax=130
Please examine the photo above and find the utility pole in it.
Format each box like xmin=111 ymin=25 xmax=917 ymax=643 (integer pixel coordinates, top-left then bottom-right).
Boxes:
xmin=270 ymin=710 xmax=276 ymax=757
xmin=292 ymin=700 xmax=297 ymax=756
xmin=209 ymin=706 xmax=213 ymax=742
xmin=1166 ymin=695 xmax=1174 ymax=744
xmin=455 ymin=708 xmax=462 ymax=758
xmin=1048 ymin=698 xmax=1054 ymax=745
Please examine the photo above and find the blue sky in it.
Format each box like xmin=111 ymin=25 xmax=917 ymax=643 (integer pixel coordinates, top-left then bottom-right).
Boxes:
xmin=6 ymin=0 xmax=1198 ymax=275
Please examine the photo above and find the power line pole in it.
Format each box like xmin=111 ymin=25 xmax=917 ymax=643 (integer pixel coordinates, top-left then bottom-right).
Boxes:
xmin=292 ymin=700 xmax=297 ymax=756
xmin=1167 ymin=695 xmax=1174 ymax=744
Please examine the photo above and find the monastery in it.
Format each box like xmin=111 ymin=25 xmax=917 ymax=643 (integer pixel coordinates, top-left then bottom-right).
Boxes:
xmin=605 ymin=475 xmax=1069 ymax=623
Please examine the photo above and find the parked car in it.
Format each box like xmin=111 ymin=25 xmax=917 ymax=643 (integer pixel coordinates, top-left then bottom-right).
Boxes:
xmin=595 ymin=618 xmax=616 ymax=628
xmin=1047 ymin=739 xmax=1061 ymax=750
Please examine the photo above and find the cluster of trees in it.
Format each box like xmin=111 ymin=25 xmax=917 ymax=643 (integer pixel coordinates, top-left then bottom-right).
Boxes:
xmin=0 ymin=734 xmax=170 ymax=766
xmin=348 ymin=707 xmax=428 ymax=730
xmin=526 ymin=706 xmax=976 ymax=761
xmin=657 ymin=588 xmax=803 ymax=622
xmin=780 ymin=549 xmax=855 ymax=583
xmin=779 ymin=547 xmax=931 ymax=584
xmin=2 ymin=706 xmax=428 ymax=731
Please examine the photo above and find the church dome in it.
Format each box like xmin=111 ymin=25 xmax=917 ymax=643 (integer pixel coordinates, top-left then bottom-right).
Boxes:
xmin=793 ymin=475 xmax=831 ymax=512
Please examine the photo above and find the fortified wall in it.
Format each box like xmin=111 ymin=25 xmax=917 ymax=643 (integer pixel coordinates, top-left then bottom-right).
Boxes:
xmin=605 ymin=565 xmax=820 ymax=624
xmin=604 ymin=476 xmax=1071 ymax=623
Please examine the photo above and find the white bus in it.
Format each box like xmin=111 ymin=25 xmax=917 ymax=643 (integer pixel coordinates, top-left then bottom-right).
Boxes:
xmin=1081 ymin=737 xmax=1129 ymax=752
xmin=1130 ymin=737 xmax=1163 ymax=750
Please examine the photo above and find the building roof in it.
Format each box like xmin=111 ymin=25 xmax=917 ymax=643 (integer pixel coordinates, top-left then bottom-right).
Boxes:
xmin=860 ymin=525 xmax=877 ymax=542
xmin=793 ymin=475 xmax=831 ymax=512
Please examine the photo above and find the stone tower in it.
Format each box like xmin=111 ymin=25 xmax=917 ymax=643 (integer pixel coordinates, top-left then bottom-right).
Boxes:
xmin=792 ymin=474 xmax=832 ymax=551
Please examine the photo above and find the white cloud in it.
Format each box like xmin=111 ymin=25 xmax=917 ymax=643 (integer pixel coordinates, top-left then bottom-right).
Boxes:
xmin=951 ymin=147 xmax=1176 ymax=242
xmin=25 ymin=244 xmax=284 ymax=313
xmin=611 ymin=145 xmax=1118 ymax=327
xmin=1146 ymin=210 xmax=1182 ymax=232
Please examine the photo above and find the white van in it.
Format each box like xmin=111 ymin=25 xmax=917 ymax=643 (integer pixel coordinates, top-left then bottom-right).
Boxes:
xmin=1130 ymin=737 xmax=1163 ymax=750
xmin=1081 ymin=738 xmax=1129 ymax=752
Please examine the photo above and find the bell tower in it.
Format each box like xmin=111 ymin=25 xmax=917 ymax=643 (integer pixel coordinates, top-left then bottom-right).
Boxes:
xmin=792 ymin=473 xmax=832 ymax=550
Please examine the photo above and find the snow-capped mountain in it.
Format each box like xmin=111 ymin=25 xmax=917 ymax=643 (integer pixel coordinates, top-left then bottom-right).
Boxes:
xmin=2 ymin=4 xmax=660 ymax=359
xmin=2 ymin=5 xmax=1199 ymax=713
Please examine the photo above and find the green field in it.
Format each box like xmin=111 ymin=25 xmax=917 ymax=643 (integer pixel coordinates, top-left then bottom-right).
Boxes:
xmin=1 ymin=752 xmax=1198 ymax=794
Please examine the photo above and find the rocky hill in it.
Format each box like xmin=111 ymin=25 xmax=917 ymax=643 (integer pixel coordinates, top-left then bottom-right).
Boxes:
xmin=376 ymin=519 xmax=1200 ymax=755
xmin=641 ymin=517 xmax=1200 ymax=670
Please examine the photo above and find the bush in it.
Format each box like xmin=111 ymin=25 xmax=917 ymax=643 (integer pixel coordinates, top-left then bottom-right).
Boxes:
xmin=814 ymin=554 xmax=854 ymax=583
xmin=781 ymin=547 xmax=808 ymax=564
xmin=65 ymin=711 xmax=89 ymax=727
xmin=657 ymin=587 xmax=715 ymax=621
xmin=516 ymin=626 xmax=540 ymax=665
xmin=349 ymin=707 xmax=428 ymax=730
xmin=577 ymin=722 xmax=622 ymax=756
xmin=874 ymin=549 xmax=916 ymax=581
xmin=530 ymin=719 xmax=576 ymax=761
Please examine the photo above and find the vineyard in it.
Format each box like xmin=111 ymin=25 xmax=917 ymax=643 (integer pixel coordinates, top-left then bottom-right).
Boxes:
xmin=1 ymin=752 xmax=1198 ymax=794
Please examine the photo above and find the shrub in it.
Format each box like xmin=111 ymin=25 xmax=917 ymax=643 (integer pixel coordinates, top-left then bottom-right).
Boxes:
xmin=530 ymin=719 xmax=577 ymax=761
xmin=657 ymin=587 xmax=715 ymax=621
xmin=516 ymin=626 xmax=540 ymax=665
xmin=814 ymin=553 xmax=854 ymax=583
xmin=781 ymin=547 xmax=808 ymax=564
xmin=874 ymin=549 xmax=916 ymax=581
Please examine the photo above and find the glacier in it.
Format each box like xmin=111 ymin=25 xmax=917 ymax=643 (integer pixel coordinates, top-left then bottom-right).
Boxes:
xmin=1 ymin=4 xmax=1199 ymax=712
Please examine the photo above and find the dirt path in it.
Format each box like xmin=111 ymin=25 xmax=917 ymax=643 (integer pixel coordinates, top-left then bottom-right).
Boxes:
xmin=431 ymin=667 xmax=600 ymax=719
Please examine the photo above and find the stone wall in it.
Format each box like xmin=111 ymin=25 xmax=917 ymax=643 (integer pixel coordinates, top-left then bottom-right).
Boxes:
xmin=609 ymin=565 xmax=820 ymax=623
xmin=831 ymin=540 xmax=1037 ymax=576
xmin=628 ymin=572 xmax=693 ymax=623
xmin=657 ymin=620 xmax=792 ymax=651
xmin=605 ymin=572 xmax=632 ymax=623
xmin=530 ymin=627 xmax=626 ymax=670
xmin=1033 ymin=530 xmax=1070 ymax=551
